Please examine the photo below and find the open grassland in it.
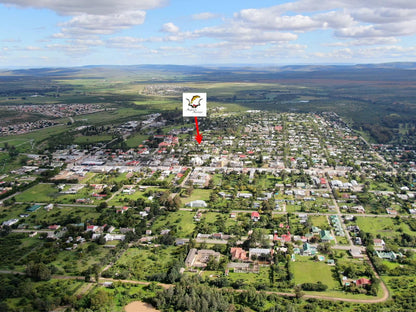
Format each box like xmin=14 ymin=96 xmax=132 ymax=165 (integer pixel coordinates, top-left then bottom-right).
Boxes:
xmin=292 ymin=256 xmax=339 ymax=290
xmin=355 ymin=216 xmax=416 ymax=239
xmin=151 ymin=210 xmax=196 ymax=237
xmin=181 ymin=189 xmax=211 ymax=205
xmin=110 ymin=246 xmax=181 ymax=280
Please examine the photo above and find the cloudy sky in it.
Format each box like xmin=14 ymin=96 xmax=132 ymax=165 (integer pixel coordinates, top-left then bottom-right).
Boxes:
xmin=1 ymin=0 xmax=416 ymax=67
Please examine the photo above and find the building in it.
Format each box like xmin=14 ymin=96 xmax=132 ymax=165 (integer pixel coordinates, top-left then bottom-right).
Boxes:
xmin=320 ymin=230 xmax=334 ymax=242
xmin=227 ymin=262 xmax=259 ymax=273
xmin=376 ymin=250 xmax=403 ymax=261
xmin=186 ymin=200 xmax=208 ymax=208
xmin=230 ymin=247 xmax=248 ymax=261
xmin=349 ymin=248 xmax=364 ymax=259
xmin=356 ymin=278 xmax=371 ymax=287
xmin=27 ymin=204 xmax=41 ymax=212
xmin=249 ymin=248 xmax=271 ymax=260
xmin=373 ymin=239 xmax=385 ymax=248
xmin=251 ymin=211 xmax=260 ymax=222
xmin=185 ymin=249 xmax=221 ymax=268
xmin=302 ymin=242 xmax=317 ymax=256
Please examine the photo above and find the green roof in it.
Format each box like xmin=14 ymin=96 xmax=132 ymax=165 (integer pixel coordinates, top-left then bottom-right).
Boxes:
xmin=320 ymin=229 xmax=333 ymax=241
xmin=27 ymin=204 xmax=41 ymax=212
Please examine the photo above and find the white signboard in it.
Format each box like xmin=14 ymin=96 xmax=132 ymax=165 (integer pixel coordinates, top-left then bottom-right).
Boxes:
xmin=183 ymin=93 xmax=207 ymax=117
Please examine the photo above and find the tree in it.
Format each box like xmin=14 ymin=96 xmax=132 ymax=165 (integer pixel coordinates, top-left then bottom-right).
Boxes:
xmin=89 ymin=289 xmax=113 ymax=311
xmin=294 ymin=285 xmax=304 ymax=299
xmin=26 ymin=262 xmax=51 ymax=281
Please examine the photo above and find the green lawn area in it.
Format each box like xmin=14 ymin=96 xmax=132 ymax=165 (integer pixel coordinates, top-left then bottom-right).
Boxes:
xmin=181 ymin=189 xmax=211 ymax=205
xmin=152 ymin=210 xmax=196 ymax=237
xmin=15 ymin=183 xmax=103 ymax=205
xmin=109 ymin=246 xmax=180 ymax=280
xmin=354 ymin=216 xmax=416 ymax=240
xmin=107 ymin=187 xmax=165 ymax=206
xmin=74 ymin=134 xmax=113 ymax=144
xmin=125 ymin=133 xmax=148 ymax=148
xmin=51 ymin=243 xmax=112 ymax=275
xmin=15 ymin=183 xmax=59 ymax=202
xmin=0 ymin=203 xmax=99 ymax=228
xmin=292 ymin=256 xmax=339 ymax=290
xmin=310 ymin=216 xmax=329 ymax=228
xmin=336 ymin=236 xmax=350 ymax=245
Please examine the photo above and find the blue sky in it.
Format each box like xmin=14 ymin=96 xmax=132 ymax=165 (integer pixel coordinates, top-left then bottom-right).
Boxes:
xmin=0 ymin=0 xmax=416 ymax=67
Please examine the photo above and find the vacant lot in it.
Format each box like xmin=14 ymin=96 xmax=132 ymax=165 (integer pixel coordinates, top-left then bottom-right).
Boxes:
xmin=292 ymin=256 xmax=339 ymax=290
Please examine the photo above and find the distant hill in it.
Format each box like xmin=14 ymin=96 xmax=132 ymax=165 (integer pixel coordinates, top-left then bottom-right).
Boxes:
xmin=2 ymin=62 xmax=416 ymax=82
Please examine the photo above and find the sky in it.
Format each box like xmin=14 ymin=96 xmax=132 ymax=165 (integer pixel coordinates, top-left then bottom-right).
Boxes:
xmin=0 ymin=0 xmax=416 ymax=67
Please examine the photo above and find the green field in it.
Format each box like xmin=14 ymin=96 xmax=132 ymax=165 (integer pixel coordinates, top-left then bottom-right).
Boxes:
xmin=108 ymin=246 xmax=180 ymax=280
xmin=181 ymin=189 xmax=211 ymax=205
xmin=292 ymin=256 xmax=339 ymax=290
xmin=310 ymin=216 xmax=329 ymax=228
xmin=355 ymin=216 xmax=416 ymax=239
xmin=15 ymin=183 xmax=59 ymax=203
xmin=151 ymin=210 xmax=196 ymax=237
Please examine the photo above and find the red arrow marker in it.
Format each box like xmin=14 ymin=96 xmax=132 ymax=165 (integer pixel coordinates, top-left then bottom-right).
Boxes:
xmin=194 ymin=116 xmax=203 ymax=144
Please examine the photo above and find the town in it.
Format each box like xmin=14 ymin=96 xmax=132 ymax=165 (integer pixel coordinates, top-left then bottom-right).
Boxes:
xmin=1 ymin=109 xmax=416 ymax=311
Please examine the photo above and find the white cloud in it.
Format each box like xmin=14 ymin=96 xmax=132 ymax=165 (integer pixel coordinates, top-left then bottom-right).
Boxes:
xmin=161 ymin=22 xmax=179 ymax=33
xmin=46 ymin=39 xmax=103 ymax=55
xmin=0 ymin=0 xmax=168 ymax=15
xmin=58 ymin=11 xmax=146 ymax=36
xmin=192 ymin=12 xmax=220 ymax=20
xmin=195 ymin=23 xmax=298 ymax=43
xmin=25 ymin=46 xmax=42 ymax=51
xmin=106 ymin=36 xmax=145 ymax=49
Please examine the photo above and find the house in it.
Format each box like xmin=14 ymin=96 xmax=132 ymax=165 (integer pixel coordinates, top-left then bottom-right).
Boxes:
xmin=374 ymin=239 xmax=386 ymax=248
xmin=186 ymin=200 xmax=208 ymax=208
xmin=249 ymin=248 xmax=271 ymax=260
xmin=356 ymin=278 xmax=371 ymax=287
xmin=280 ymin=232 xmax=291 ymax=243
xmin=185 ymin=249 xmax=221 ymax=268
xmin=376 ymin=251 xmax=403 ymax=261
xmin=86 ymin=225 xmax=99 ymax=232
xmin=251 ymin=211 xmax=260 ymax=222
xmin=349 ymin=248 xmax=364 ymax=259
xmin=27 ymin=204 xmax=41 ymax=212
xmin=104 ymin=234 xmax=125 ymax=242
xmin=44 ymin=204 xmax=53 ymax=211
xmin=2 ymin=218 xmax=19 ymax=226
xmin=48 ymin=225 xmax=60 ymax=230
xmin=116 ymin=206 xmax=129 ymax=214
xmin=237 ymin=192 xmax=253 ymax=199
xmin=212 ymin=233 xmax=223 ymax=240
xmin=312 ymin=226 xmax=321 ymax=235
xmin=302 ymin=242 xmax=317 ymax=256
xmin=175 ymin=239 xmax=187 ymax=246
xmin=320 ymin=230 xmax=334 ymax=242
xmin=227 ymin=262 xmax=259 ymax=273
xmin=230 ymin=247 xmax=248 ymax=261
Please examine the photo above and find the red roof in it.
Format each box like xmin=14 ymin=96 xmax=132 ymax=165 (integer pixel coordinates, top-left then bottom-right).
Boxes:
xmin=251 ymin=211 xmax=260 ymax=218
xmin=356 ymin=278 xmax=371 ymax=286
xmin=230 ymin=247 xmax=248 ymax=261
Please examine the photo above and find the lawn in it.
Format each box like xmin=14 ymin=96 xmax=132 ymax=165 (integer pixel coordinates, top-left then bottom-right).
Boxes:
xmin=292 ymin=256 xmax=339 ymax=290
xmin=109 ymin=246 xmax=180 ymax=280
xmin=15 ymin=183 xmax=59 ymax=203
xmin=354 ymin=216 xmax=416 ymax=240
xmin=152 ymin=210 xmax=196 ymax=237
xmin=181 ymin=189 xmax=211 ymax=205
xmin=310 ymin=216 xmax=329 ymax=228
xmin=125 ymin=133 xmax=148 ymax=148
